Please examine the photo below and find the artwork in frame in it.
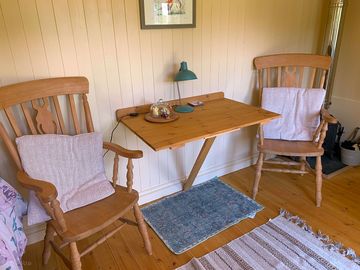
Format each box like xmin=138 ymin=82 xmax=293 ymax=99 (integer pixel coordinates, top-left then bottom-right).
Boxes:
xmin=139 ymin=0 xmax=196 ymax=29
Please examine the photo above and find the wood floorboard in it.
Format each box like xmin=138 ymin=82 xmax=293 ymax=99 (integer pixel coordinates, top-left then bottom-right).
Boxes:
xmin=22 ymin=165 xmax=360 ymax=269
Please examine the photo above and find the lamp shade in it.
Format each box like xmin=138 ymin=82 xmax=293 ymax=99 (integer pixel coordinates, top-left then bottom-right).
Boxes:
xmin=174 ymin=62 xmax=197 ymax=81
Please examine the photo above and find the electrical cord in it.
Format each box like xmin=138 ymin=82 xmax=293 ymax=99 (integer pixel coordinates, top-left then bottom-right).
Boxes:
xmin=103 ymin=120 xmax=121 ymax=157
xmin=103 ymin=112 xmax=139 ymax=157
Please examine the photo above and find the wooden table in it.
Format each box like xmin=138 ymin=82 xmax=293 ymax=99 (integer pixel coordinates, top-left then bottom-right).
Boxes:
xmin=116 ymin=92 xmax=279 ymax=191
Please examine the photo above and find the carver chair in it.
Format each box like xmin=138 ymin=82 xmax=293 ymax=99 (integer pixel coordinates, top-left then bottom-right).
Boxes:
xmin=252 ymin=53 xmax=337 ymax=207
xmin=0 ymin=77 xmax=152 ymax=269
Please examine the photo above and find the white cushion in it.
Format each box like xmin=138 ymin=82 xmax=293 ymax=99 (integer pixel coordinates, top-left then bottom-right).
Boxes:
xmin=262 ymin=87 xmax=326 ymax=141
xmin=16 ymin=132 xmax=115 ymax=225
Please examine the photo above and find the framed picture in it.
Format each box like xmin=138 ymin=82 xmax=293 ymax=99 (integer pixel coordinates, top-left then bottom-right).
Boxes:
xmin=139 ymin=0 xmax=196 ymax=29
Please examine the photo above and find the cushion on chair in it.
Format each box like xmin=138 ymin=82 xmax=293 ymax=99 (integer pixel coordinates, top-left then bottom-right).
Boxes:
xmin=16 ymin=132 xmax=115 ymax=225
xmin=262 ymin=87 xmax=326 ymax=141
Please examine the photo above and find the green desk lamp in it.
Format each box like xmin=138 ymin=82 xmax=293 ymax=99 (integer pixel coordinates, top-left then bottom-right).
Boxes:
xmin=174 ymin=61 xmax=197 ymax=113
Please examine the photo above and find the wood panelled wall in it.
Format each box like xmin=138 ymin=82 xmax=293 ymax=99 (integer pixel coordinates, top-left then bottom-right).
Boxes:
xmin=0 ymin=0 xmax=325 ymax=205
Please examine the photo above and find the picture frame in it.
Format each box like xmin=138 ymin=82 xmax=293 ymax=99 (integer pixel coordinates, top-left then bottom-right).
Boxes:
xmin=139 ymin=0 xmax=196 ymax=29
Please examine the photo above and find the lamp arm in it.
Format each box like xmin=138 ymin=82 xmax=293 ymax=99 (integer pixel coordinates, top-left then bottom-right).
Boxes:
xmin=176 ymin=81 xmax=182 ymax=105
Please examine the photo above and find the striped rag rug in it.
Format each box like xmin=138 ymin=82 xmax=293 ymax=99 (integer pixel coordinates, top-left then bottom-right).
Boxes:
xmin=177 ymin=210 xmax=360 ymax=270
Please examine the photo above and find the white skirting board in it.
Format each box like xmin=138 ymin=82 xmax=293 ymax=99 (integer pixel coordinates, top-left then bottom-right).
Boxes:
xmin=24 ymin=154 xmax=258 ymax=245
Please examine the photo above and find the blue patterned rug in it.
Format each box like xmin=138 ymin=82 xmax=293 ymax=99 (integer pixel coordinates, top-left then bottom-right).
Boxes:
xmin=141 ymin=177 xmax=263 ymax=254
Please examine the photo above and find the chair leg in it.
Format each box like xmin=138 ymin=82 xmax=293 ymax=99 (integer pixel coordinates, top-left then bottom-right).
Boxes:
xmin=133 ymin=203 xmax=152 ymax=255
xmin=70 ymin=242 xmax=82 ymax=270
xmin=315 ymin=156 xmax=323 ymax=207
xmin=300 ymin=156 xmax=306 ymax=176
xmin=42 ymin=223 xmax=55 ymax=265
xmin=252 ymin=152 xmax=264 ymax=200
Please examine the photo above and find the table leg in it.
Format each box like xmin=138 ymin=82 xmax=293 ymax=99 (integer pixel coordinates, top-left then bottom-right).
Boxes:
xmin=183 ymin=137 xmax=216 ymax=191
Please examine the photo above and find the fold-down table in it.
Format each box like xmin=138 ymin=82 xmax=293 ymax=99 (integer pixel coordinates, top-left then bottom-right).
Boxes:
xmin=116 ymin=92 xmax=279 ymax=191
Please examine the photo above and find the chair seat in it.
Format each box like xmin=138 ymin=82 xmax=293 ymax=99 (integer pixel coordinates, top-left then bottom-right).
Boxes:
xmin=51 ymin=185 xmax=138 ymax=243
xmin=259 ymin=139 xmax=324 ymax=156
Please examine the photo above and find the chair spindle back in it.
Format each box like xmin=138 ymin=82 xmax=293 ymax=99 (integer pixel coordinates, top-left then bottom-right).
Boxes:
xmin=254 ymin=53 xmax=332 ymax=104
xmin=0 ymin=77 xmax=94 ymax=170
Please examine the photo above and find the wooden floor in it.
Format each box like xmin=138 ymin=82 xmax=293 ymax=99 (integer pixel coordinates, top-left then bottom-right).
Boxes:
xmin=23 ymin=165 xmax=360 ymax=270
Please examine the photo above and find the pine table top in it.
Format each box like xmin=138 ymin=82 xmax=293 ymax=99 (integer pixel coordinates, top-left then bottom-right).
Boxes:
xmin=116 ymin=92 xmax=279 ymax=151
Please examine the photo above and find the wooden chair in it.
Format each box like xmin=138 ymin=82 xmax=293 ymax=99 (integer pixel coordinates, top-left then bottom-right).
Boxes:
xmin=0 ymin=77 xmax=152 ymax=269
xmin=252 ymin=53 xmax=337 ymax=207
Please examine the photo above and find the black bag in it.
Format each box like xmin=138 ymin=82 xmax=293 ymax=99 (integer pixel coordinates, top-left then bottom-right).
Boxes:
xmin=323 ymin=121 xmax=343 ymax=159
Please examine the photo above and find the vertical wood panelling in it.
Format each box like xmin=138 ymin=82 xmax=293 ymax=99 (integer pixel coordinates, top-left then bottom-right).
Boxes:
xmin=139 ymin=26 xmax=154 ymax=104
xmin=161 ymin=29 xmax=174 ymax=102
xmin=209 ymin=0 xmax=220 ymax=93
xmin=35 ymin=0 xmax=65 ymax=77
xmin=230 ymin=1 xmax=246 ymax=102
xmin=67 ymin=0 xmax=100 ymax=130
xmin=0 ymin=4 xmax=17 ymax=85
xmin=0 ymin=0 xmax=326 ymax=203
xmin=124 ymin=0 xmax=144 ymax=106
xmin=18 ymin=0 xmax=49 ymax=79
xmin=218 ymin=0 xmax=230 ymax=94
xmin=97 ymin=0 xmax=122 ymax=116
xmin=0 ymin=0 xmax=34 ymax=80
xmin=111 ymin=0 xmax=133 ymax=108
xmin=200 ymin=0 xmax=211 ymax=93
xmin=226 ymin=0 xmax=241 ymax=100
xmin=182 ymin=29 xmax=193 ymax=98
xmin=52 ymin=0 xmax=79 ymax=76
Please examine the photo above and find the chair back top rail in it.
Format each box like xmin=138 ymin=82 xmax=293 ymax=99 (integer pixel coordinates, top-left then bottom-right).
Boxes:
xmin=254 ymin=53 xmax=331 ymax=70
xmin=0 ymin=77 xmax=89 ymax=109
xmin=254 ymin=53 xmax=331 ymax=101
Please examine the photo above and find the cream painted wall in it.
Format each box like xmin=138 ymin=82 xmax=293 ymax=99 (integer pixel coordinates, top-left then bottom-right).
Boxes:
xmin=330 ymin=0 xmax=360 ymax=133
xmin=0 ymin=0 xmax=325 ymax=206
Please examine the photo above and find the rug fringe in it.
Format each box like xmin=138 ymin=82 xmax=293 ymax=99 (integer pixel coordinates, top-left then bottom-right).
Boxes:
xmin=280 ymin=209 xmax=360 ymax=266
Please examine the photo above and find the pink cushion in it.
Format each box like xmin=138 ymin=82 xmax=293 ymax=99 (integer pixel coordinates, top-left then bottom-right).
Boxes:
xmin=16 ymin=132 xmax=114 ymax=225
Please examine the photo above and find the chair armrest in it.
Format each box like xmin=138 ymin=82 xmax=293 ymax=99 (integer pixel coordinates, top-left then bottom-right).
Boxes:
xmin=17 ymin=171 xmax=57 ymax=203
xmin=103 ymin=142 xmax=143 ymax=159
xmin=321 ymin=108 xmax=337 ymax=124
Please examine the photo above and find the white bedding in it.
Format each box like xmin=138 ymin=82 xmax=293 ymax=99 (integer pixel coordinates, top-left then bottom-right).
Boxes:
xmin=0 ymin=177 xmax=27 ymax=270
